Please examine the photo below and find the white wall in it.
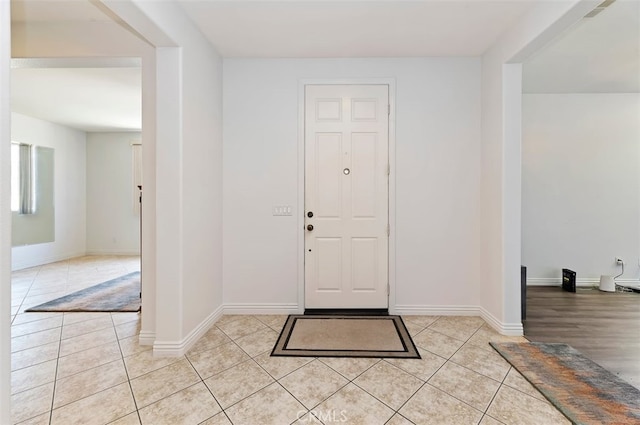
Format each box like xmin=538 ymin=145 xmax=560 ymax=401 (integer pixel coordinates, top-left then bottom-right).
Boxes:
xmin=86 ymin=132 xmax=141 ymax=255
xmin=1 ymin=1 xmax=12 ymax=420
xmin=223 ymin=58 xmax=482 ymax=312
xmin=479 ymin=0 xmax=596 ymax=333
xmin=11 ymin=113 xmax=87 ymax=270
xmin=130 ymin=0 xmax=224 ymax=352
xmin=522 ymin=93 xmax=640 ymax=284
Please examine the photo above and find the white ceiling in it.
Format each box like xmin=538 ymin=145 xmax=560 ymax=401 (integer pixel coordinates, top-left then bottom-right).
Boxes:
xmin=10 ymin=0 xmax=113 ymax=22
xmin=523 ymin=0 xmax=640 ymax=93
xmin=10 ymin=0 xmax=143 ymax=132
xmin=178 ymin=1 xmax=536 ymax=57
xmin=11 ymin=66 xmax=142 ymax=132
xmin=9 ymin=0 xmax=639 ymax=133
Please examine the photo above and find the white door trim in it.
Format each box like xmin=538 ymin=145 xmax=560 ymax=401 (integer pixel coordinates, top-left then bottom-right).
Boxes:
xmin=297 ymin=78 xmax=397 ymax=313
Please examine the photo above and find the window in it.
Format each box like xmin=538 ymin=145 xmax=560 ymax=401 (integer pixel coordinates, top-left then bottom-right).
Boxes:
xmin=11 ymin=142 xmax=35 ymax=214
xmin=10 ymin=143 xmax=19 ymax=211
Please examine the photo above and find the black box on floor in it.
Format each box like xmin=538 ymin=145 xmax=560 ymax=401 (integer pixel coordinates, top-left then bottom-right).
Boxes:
xmin=562 ymin=268 xmax=576 ymax=293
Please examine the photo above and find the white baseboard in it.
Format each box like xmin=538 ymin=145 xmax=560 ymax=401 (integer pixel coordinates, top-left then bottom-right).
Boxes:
xmin=480 ymin=307 xmax=523 ymax=336
xmin=223 ymin=303 xmax=301 ymax=315
xmin=394 ymin=305 xmax=480 ymax=316
xmin=11 ymin=250 xmax=86 ymax=271
xmin=148 ymin=303 xmax=297 ymax=357
xmin=85 ymin=250 xmax=141 ymax=256
xmin=527 ymin=277 xmax=640 ymax=287
xmin=138 ymin=330 xmax=156 ymax=346
xmin=149 ymin=301 xmax=530 ymax=356
xmin=526 ymin=278 xmax=561 ymax=286
xmin=153 ymin=305 xmax=224 ymax=357
xmin=395 ymin=305 xmax=523 ymax=336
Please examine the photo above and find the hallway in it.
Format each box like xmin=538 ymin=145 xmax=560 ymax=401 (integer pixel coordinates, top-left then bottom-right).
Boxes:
xmin=10 ymin=257 xmax=569 ymax=424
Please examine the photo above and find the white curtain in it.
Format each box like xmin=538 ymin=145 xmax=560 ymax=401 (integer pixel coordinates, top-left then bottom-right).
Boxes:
xmin=19 ymin=143 xmax=34 ymax=215
xmin=132 ymin=143 xmax=142 ymax=214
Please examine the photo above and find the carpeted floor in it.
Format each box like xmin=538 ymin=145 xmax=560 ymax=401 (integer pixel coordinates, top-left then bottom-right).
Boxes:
xmin=272 ymin=315 xmax=420 ymax=359
xmin=25 ymin=271 xmax=141 ymax=312
xmin=491 ymin=342 xmax=640 ymax=424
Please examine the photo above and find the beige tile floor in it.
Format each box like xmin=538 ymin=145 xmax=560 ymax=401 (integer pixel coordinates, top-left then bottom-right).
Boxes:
xmin=9 ymin=256 xmax=572 ymax=425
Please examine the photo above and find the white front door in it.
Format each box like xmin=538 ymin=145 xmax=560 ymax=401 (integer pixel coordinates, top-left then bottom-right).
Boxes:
xmin=304 ymin=84 xmax=389 ymax=309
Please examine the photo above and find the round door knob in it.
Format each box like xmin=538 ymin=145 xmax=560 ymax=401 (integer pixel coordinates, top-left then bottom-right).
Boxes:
xmin=306 ymin=224 xmax=314 ymax=231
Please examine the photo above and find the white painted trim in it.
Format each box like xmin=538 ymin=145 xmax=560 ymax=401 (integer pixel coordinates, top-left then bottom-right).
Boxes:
xmin=85 ymin=250 xmax=141 ymax=256
xmin=223 ymin=303 xmax=300 ymax=315
xmin=152 ymin=305 xmax=223 ymax=357
xmin=150 ymin=302 xmax=302 ymax=356
xmin=138 ymin=330 xmax=156 ymax=346
xmin=395 ymin=305 xmax=480 ymax=316
xmin=11 ymin=250 xmax=87 ymax=271
xmin=526 ymin=278 xmax=562 ymax=286
xmin=11 ymin=57 xmax=141 ymax=69
xmin=396 ymin=305 xmax=523 ymax=336
xmin=480 ymin=307 xmax=524 ymax=336
xmin=1 ymin=0 xmax=11 ymax=420
xmin=616 ymin=278 xmax=640 ymax=284
xmin=527 ymin=277 xmax=640 ymax=287
xmin=297 ymin=78 xmax=397 ymax=312
xmin=502 ymin=63 xmax=523 ymax=326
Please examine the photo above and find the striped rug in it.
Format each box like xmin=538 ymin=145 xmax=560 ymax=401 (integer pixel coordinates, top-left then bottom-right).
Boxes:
xmin=25 ymin=272 xmax=141 ymax=312
xmin=491 ymin=342 xmax=640 ymax=424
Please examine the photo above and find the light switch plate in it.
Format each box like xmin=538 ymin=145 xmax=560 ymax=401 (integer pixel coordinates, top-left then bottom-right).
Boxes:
xmin=273 ymin=205 xmax=293 ymax=216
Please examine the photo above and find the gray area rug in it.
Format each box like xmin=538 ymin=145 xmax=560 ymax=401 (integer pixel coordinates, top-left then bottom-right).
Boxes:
xmin=491 ymin=342 xmax=640 ymax=424
xmin=25 ymin=272 xmax=141 ymax=312
xmin=272 ymin=315 xmax=420 ymax=358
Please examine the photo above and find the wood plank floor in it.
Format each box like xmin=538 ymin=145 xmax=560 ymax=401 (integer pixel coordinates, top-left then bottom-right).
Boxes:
xmin=523 ymin=286 xmax=640 ymax=389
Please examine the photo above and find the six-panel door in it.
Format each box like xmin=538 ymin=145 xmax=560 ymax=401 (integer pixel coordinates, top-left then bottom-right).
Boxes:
xmin=304 ymin=84 xmax=389 ymax=309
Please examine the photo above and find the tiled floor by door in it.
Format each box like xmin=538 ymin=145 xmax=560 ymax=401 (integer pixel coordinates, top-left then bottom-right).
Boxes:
xmin=10 ymin=256 xmax=570 ymax=425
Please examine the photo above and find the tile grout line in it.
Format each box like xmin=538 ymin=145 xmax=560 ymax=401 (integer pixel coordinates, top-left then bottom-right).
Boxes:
xmin=46 ymin=310 xmax=66 ymax=425
xmin=202 ymin=353 xmax=273 ymax=412
xmin=11 ymin=263 xmax=43 ymax=325
xmin=13 ymin=262 xmax=551 ymax=425
xmin=102 ymin=314 xmax=139 ymax=424
xmin=183 ymin=350 xmax=228 ymax=424
xmin=390 ymin=351 xmax=449 ymax=419
xmin=279 ymin=359 xmax=350 ymax=416
xmin=478 ymin=364 xmax=513 ymax=424
xmin=402 ymin=324 xmax=495 ymax=420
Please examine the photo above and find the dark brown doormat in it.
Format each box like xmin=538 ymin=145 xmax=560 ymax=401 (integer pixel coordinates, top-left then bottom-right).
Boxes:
xmin=271 ymin=315 xmax=420 ymax=359
xmin=490 ymin=342 xmax=640 ymax=424
xmin=25 ymin=272 xmax=141 ymax=313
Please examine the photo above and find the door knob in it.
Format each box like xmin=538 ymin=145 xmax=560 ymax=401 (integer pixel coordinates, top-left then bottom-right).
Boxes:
xmin=307 ymin=224 xmax=314 ymax=231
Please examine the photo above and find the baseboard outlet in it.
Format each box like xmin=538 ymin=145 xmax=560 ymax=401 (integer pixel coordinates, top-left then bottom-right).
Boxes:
xmin=153 ymin=305 xmax=224 ymax=357
xmin=223 ymin=303 xmax=300 ymax=315
xmin=138 ymin=330 xmax=156 ymax=346
xmin=394 ymin=305 xmax=480 ymax=316
xmin=480 ymin=307 xmax=523 ymax=336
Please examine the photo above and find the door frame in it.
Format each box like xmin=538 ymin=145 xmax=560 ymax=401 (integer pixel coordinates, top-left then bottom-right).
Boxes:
xmin=297 ymin=78 xmax=397 ymax=313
